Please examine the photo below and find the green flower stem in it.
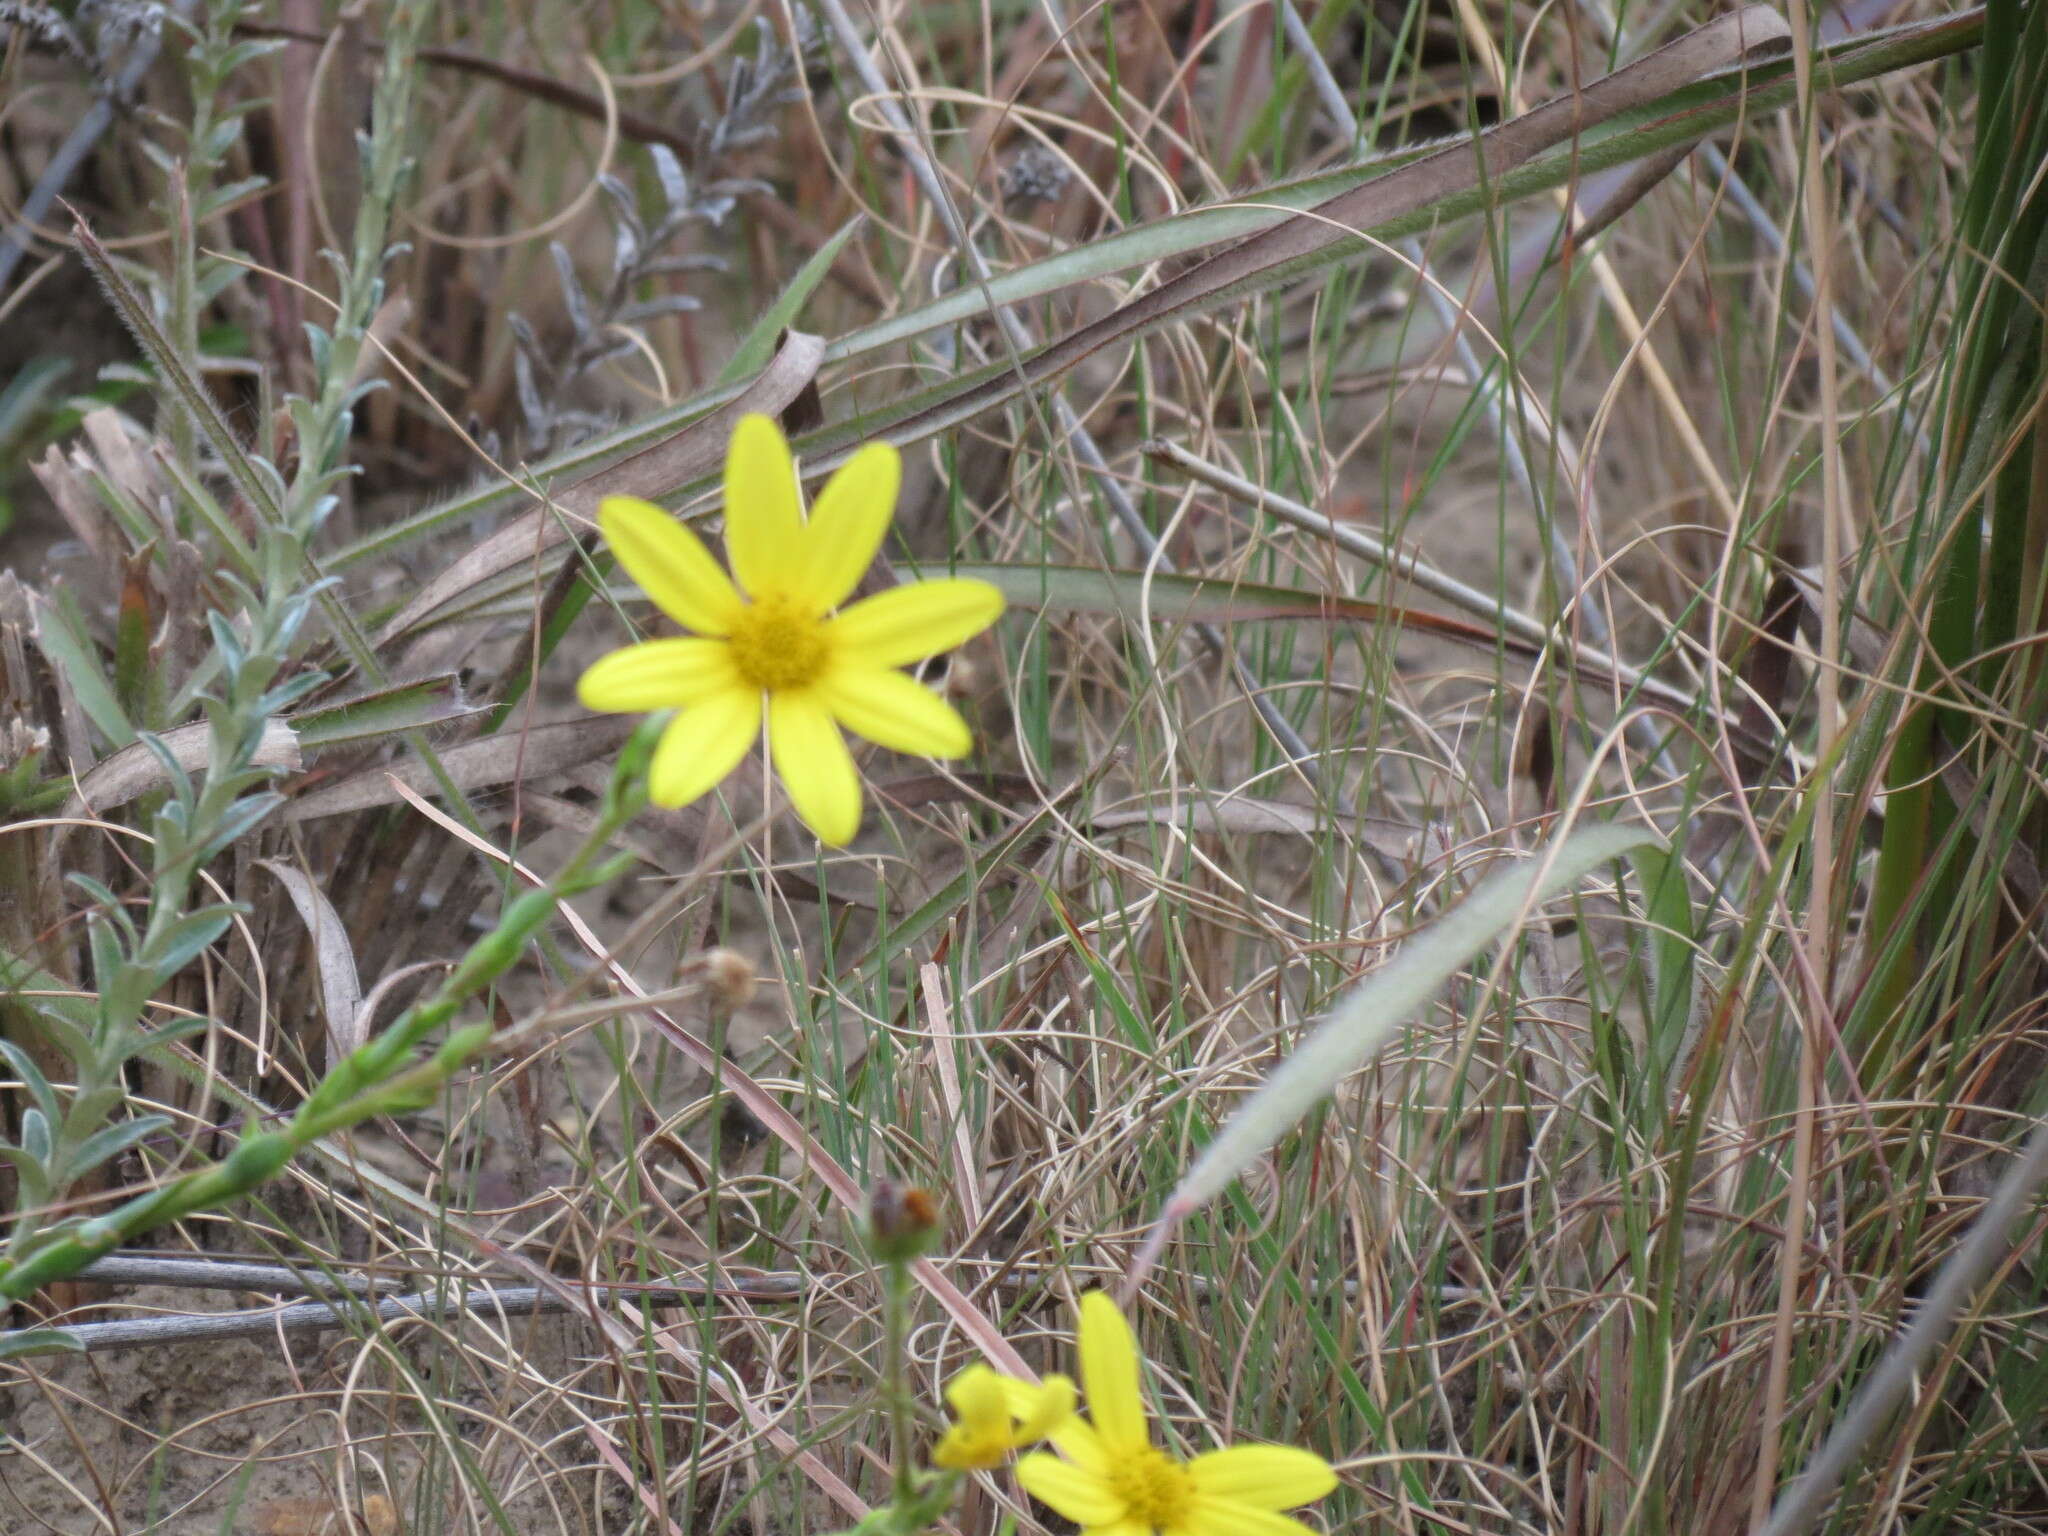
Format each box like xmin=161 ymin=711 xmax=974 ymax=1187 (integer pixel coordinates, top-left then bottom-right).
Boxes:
xmin=882 ymin=1250 xmax=918 ymax=1507
xmin=0 ymin=717 xmax=661 ymax=1307
xmin=164 ymin=1 xmax=237 ymax=470
xmin=11 ymin=596 xmax=297 ymax=1262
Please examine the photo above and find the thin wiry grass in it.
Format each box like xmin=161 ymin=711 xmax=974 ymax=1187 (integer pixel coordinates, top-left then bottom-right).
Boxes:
xmin=2 ymin=1 xmax=2043 ymax=1534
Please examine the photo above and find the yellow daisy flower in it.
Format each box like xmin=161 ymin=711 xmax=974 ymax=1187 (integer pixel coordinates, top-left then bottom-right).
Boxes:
xmin=576 ymin=414 xmax=1004 ymax=846
xmin=1015 ymin=1293 xmax=1338 ymax=1536
xmin=931 ymin=1364 xmax=1078 ymax=1470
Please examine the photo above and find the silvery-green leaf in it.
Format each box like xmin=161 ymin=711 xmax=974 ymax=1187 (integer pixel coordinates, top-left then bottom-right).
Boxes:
xmin=145 ymin=907 xmax=237 ymax=981
xmin=68 ymin=1114 xmax=172 ymax=1177
xmin=19 ymin=1107 xmax=51 ymax=1164
xmin=0 ymin=1040 xmax=60 ymax=1123
xmin=0 ymin=1328 xmax=84 ymax=1362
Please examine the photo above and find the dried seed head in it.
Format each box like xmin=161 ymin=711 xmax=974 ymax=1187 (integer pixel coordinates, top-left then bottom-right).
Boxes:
xmin=702 ymin=947 xmax=755 ymax=1010
xmin=1002 ymin=144 xmax=1072 ymax=207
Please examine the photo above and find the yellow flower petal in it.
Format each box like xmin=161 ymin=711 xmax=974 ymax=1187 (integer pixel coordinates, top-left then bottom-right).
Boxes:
xmin=818 ymin=666 xmax=972 ymax=758
xmin=932 ymin=1428 xmax=1001 ymax=1472
xmin=599 ymin=496 xmax=742 ymax=636
xmin=934 ymin=1366 xmax=1071 ymax=1470
xmin=1186 ymin=1446 xmax=1338 ymax=1509
xmin=724 ymin=412 xmax=804 ymax=599
xmin=649 ymin=689 xmax=759 ymax=808
xmin=1015 ymin=1452 xmax=1128 ymax=1526
xmin=767 ymin=691 xmax=861 ymax=845
xmin=578 ymin=638 xmax=740 ymax=712
xmin=1180 ymin=1502 xmax=1321 ymax=1536
xmin=1076 ymin=1292 xmax=1149 ymax=1454
xmin=1008 ymin=1373 xmax=1079 ymax=1441
xmin=1001 ymin=1374 xmax=1057 ymax=1417
xmin=1048 ymin=1411 xmax=1114 ymax=1475
xmin=793 ymin=439 xmax=899 ymax=614
xmin=826 ymin=578 xmax=1004 ymax=669
xmin=944 ymin=1364 xmax=1007 ymax=1425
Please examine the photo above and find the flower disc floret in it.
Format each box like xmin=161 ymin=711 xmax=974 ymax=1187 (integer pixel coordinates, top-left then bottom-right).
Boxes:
xmin=574 ymin=414 xmax=1004 ymax=847
xmin=1014 ymin=1293 xmax=1338 ymax=1536
xmin=727 ymin=595 xmax=830 ymax=692
xmin=1107 ymin=1445 xmax=1195 ymax=1526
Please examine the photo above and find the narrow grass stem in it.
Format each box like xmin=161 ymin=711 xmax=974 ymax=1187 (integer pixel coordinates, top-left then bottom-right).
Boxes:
xmin=1760 ymin=1108 xmax=2048 ymax=1536
xmin=1143 ymin=438 xmax=1708 ymax=720
xmin=5 ymin=1277 xmax=804 ymax=1359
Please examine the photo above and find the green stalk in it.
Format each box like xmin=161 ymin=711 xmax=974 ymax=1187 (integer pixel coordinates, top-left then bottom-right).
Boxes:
xmin=882 ymin=1252 xmax=917 ymax=1508
xmin=282 ymin=0 xmax=430 ymax=525
xmin=1860 ymin=3 xmax=2048 ymax=1070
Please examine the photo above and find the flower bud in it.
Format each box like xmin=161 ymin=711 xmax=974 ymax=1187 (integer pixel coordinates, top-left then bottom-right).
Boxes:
xmin=866 ymin=1178 xmax=941 ymax=1262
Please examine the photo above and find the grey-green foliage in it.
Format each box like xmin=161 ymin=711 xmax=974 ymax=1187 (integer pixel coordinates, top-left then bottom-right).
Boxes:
xmin=0 ymin=1 xmax=163 ymax=77
xmin=1 ymin=0 xmax=431 ymax=1285
xmin=98 ymin=0 xmax=282 ymax=468
xmin=280 ymin=0 xmax=427 ymax=520
xmin=0 ymin=713 xmax=660 ymax=1324
xmin=0 ymin=573 xmax=315 ymax=1270
xmin=504 ymin=14 xmax=808 ymax=456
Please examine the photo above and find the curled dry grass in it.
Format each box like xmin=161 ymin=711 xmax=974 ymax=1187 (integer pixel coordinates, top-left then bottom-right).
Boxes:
xmin=1 ymin=1 xmax=2043 ymax=1534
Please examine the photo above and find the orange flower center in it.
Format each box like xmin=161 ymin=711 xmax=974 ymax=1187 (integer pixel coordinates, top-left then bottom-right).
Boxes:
xmin=726 ymin=595 xmax=829 ymax=692
xmin=1108 ymin=1445 xmax=1194 ymax=1528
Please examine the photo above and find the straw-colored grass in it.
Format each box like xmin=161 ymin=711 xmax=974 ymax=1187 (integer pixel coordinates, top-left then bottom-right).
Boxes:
xmin=2 ymin=2 xmax=2043 ymax=1534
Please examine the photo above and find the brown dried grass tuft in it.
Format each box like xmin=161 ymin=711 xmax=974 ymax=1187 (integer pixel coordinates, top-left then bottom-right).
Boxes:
xmin=2 ymin=2 xmax=2041 ymax=1534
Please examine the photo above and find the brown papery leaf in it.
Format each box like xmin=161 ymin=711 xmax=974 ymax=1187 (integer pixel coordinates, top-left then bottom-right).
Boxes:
xmin=58 ymin=719 xmax=301 ymax=838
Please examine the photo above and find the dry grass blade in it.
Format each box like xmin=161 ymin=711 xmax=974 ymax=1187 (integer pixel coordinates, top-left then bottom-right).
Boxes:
xmin=920 ymin=960 xmax=983 ymax=1229
xmin=1759 ymin=1111 xmax=2048 ymax=1536
xmin=849 ymin=8 xmax=1791 ymax=451
xmin=386 ymin=779 xmax=1041 ymax=1382
xmin=11 ymin=1 xmax=2039 ymax=1529
xmin=953 ymin=561 xmax=1517 ymax=655
xmin=1086 ymin=796 xmax=1402 ymax=847
xmin=318 ymin=9 xmax=1981 ymax=589
xmin=15 ymin=1277 xmax=802 ymax=1357
xmin=65 ymin=210 xmax=285 ymax=524
xmin=255 ymin=859 xmax=365 ymax=1066
xmin=242 ymin=824 xmax=990 ymax=1524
